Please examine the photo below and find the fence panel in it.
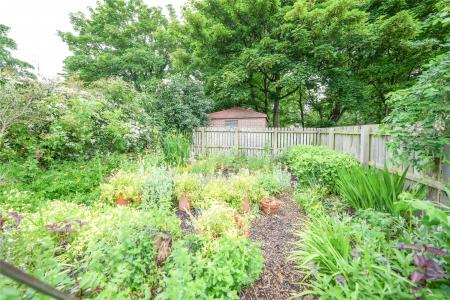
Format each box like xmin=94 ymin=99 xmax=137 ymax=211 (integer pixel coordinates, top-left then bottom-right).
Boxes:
xmin=192 ymin=126 xmax=449 ymax=202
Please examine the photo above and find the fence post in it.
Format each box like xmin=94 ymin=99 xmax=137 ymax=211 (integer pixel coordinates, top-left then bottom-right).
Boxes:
xmin=328 ymin=128 xmax=335 ymax=150
xmin=360 ymin=125 xmax=371 ymax=166
xmin=201 ymin=127 xmax=206 ymax=156
xmin=234 ymin=128 xmax=240 ymax=155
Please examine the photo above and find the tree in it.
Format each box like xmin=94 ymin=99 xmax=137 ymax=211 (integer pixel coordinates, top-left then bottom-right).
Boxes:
xmin=152 ymin=74 xmax=212 ymax=132
xmin=383 ymin=51 xmax=450 ymax=170
xmin=0 ymin=24 xmax=34 ymax=76
xmin=177 ymin=0 xmax=304 ymax=127
xmin=0 ymin=73 xmax=45 ymax=149
xmin=59 ymin=0 xmax=176 ymax=88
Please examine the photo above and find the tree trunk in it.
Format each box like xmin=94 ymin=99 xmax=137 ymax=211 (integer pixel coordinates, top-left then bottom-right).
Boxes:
xmin=263 ymin=76 xmax=269 ymax=115
xmin=298 ymin=92 xmax=305 ymax=128
xmin=272 ymin=85 xmax=281 ymax=127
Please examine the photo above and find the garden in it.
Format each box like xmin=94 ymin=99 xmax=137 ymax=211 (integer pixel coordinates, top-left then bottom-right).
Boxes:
xmin=1 ymin=0 xmax=449 ymax=299
xmin=1 ymin=135 xmax=449 ymax=299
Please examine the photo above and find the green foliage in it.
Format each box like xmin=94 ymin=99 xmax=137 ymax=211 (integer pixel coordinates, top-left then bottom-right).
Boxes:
xmin=336 ymin=166 xmax=410 ymax=214
xmin=256 ymin=167 xmax=291 ymax=196
xmin=161 ymin=133 xmax=191 ymax=166
xmin=193 ymin=203 xmax=246 ymax=240
xmin=153 ymin=75 xmax=213 ymax=132
xmin=0 ymin=201 xmax=181 ymax=299
xmin=201 ymin=174 xmax=266 ymax=209
xmin=141 ymin=167 xmax=174 ymax=211
xmin=383 ymin=52 xmax=450 ymax=170
xmin=395 ymin=192 xmax=449 ymax=249
xmin=189 ymin=153 xmax=272 ymax=175
xmin=100 ymin=170 xmax=144 ymax=205
xmin=157 ymin=236 xmax=263 ymax=300
xmin=74 ymin=207 xmax=180 ymax=298
xmin=173 ymin=173 xmax=203 ymax=205
xmin=293 ymin=213 xmax=414 ymax=299
xmin=0 ymin=154 xmax=125 ymax=210
xmin=0 ymin=24 xmax=34 ymax=76
xmin=59 ymin=0 xmax=174 ymax=87
xmin=281 ymin=145 xmax=358 ymax=192
xmin=293 ymin=185 xmax=334 ymax=216
xmin=1 ymin=76 xmax=156 ymax=162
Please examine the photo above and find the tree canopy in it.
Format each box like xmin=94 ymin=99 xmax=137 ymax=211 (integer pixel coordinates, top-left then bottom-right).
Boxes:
xmin=0 ymin=24 xmax=34 ymax=77
xmin=59 ymin=0 xmax=178 ymax=89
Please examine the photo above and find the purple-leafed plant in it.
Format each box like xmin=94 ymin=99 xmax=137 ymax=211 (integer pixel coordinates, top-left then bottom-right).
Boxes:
xmin=45 ymin=219 xmax=88 ymax=247
xmin=0 ymin=211 xmax=22 ymax=231
xmin=397 ymin=243 xmax=448 ymax=285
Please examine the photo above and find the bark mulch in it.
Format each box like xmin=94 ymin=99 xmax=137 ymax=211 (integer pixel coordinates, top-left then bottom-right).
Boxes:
xmin=240 ymin=194 xmax=306 ymax=300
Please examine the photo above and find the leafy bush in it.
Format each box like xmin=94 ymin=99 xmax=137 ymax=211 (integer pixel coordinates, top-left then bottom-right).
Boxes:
xmin=173 ymin=173 xmax=203 ymax=205
xmin=1 ymin=77 xmax=157 ymax=162
xmin=100 ymin=171 xmax=144 ymax=205
xmin=281 ymin=145 xmax=358 ymax=192
xmin=161 ymin=133 xmax=191 ymax=166
xmin=193 ymin=203 xmax=247 ymax=240
xmin=152 ymin=74 xmax=213 ymax=132
xmin=141 ymin=167 xmax=174 ymax=211
xmin=0 ymin=201 xmax=181 ymax=299
xmin=73 ymin=208 xmax=180 ymax=298
xmin=157 ymin=236 xmax=263 ymax=300
xmin=336 ymin=166 xmax=410 ymax=214
xmin=190 ymin=153 xmax=273 ymax=175
xmin=383 ymin=52 xmax=450 ymax=170
xmin=0 ymin=154 xmax=125 ymax=210
xmin=257 ymin=167 xmax=291 ymax=196
xmin=201 ymin=174 xmax=266 ymax=209
xmin=293 ymin=185 xmax=330 ymax=216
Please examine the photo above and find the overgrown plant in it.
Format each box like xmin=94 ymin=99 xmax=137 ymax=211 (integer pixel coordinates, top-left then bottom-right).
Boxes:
xmin=141 ymin=167 xmax=173 ymax=211
xmin=336 ymin=166 xmax=413 ymax=214
xmin=99 ymin=171 xmax=144 ymax=205
xmin=257 ymin=167 xmax=291 ymax=196
xmin=383 ymin=52 xmax=450 ymax=170
xmin=161 ymin=133 xmax=191 ymax=166
xmin=280 ymin=145 xmax=358 ymax=192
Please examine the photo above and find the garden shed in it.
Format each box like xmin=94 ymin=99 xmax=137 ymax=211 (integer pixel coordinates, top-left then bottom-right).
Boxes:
xmin=209 ymin=108 xmax=267 ymax=128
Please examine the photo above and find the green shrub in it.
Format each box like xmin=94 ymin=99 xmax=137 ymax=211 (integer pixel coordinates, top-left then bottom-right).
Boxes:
xmin=157 ymin=236 xmax=263 ymax=300
xmin=336 ymin=166 xmax=410 ymax=214
xmin=0 ymin=154 xmax=125 ymax=210
xmin=293 ymin=213 xmax=414 ymax=299
xmin=74 ymin=207 xmax=180 ymax=299
xmin=201 ymin=177 xmax=229 ymax=208
xmin=190 ymin=153 xmax=273 ymax=175
xmin=281 ymin=145 xmax=358 ymax=192
xmin=201 ymin=174 xmax=266 ymax=209
xmin=161 ymin=133 xmax=191 ymax=166
xmin=0 ymin=201 xmax=181 ymax=299
xmin=173 ymin=173 xmax=203 ymax=205
xmin=99 ymin=171 xmax=144 ymax=205
xmin=193 ymin=203 xmax=248 ymax=240
xmin=293 ymin=185 xmax=329 ymax=216
xmin=141 ymin=167 xmax=174 ymax=211
xmin=257 ymin=167 xmax=291 ymax=196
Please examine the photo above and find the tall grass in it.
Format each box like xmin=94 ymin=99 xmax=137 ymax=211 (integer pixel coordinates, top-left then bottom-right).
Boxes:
xmin=336 ymin=166 xmax=409 ymax=214
xmin=292 ymin=214 xmax=351 ymax=276
xmin=161 ymin=132 xmax=191 ymax=166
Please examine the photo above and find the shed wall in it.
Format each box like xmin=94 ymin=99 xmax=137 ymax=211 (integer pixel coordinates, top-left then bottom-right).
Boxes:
xmin=210 ymin=118 xmax=266 ymax=128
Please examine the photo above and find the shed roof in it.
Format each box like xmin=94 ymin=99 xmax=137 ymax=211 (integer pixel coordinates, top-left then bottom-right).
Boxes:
xmin=209 ymin=108 xmax=267 ymax=119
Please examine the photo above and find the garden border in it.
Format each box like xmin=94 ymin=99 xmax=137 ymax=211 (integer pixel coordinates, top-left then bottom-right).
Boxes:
xmin=192 ymin=125 xmax=449 ymax=202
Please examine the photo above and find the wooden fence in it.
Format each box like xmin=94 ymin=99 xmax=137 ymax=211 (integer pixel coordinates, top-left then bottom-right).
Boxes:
xmin=192 ymin=125 xmax=449 ymax=202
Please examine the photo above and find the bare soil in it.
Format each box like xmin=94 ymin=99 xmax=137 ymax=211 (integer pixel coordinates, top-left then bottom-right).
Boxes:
xmin=240 ymin=194 xmax=306 ymax=300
